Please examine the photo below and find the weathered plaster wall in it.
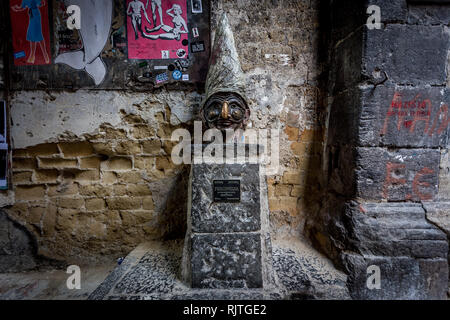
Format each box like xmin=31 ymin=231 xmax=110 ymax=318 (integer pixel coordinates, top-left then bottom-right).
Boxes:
xmin=3 ymin=0 xmax=325 ymax=264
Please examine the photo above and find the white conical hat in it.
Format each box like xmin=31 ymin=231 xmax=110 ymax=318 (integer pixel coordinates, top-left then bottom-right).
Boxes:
xmin=203 ymin=13 xmax=248 ymax=107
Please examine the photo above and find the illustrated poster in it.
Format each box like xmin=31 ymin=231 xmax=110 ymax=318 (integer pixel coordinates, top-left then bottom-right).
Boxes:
xmin=126 ymin=0 xmax=189 ymax=60
xmin=9 ymin=0 xmax=51 ymax=66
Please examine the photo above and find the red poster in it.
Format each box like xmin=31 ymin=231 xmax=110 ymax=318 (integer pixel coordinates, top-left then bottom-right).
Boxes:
xmin=9 ymin=0 xmax=51 ymax=66
xmin=126 ymin=0 xmax=189 ymax=60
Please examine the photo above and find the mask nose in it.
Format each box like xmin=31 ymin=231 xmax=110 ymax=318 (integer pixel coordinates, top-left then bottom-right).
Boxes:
xmin=221 ymin=101 xmax=229 ymax=119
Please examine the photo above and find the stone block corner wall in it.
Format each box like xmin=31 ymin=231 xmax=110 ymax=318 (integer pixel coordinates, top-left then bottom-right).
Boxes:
xmin=305 ymin=0 xmax=450 ymax=299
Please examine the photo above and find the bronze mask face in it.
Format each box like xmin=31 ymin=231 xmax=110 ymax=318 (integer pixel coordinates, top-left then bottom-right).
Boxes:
xmin=202 ymin=92 xmax=250 ymax=131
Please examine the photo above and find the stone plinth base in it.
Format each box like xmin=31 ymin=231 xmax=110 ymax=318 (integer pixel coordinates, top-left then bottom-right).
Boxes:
xmin=88 ymin=240 xmax=350 ymax=300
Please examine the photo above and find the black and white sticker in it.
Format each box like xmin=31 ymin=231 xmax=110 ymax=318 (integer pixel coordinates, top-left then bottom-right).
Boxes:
xmin=191 ymin=41 xmax=205 ymax=53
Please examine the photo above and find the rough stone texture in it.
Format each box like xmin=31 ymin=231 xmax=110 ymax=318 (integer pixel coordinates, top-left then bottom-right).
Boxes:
xmin=0 ymin=210 xmax=38 ymax=272
xmin=344 ymin=203 xmax=448 ymax=259
xmin=356 ymin=148 xmax=440 ymax=201
xmin=191 ymin=233 xmax=262 ymax=289
xmin=364 ymin=25 xmax=449 ymax=86
xmin=343 ymin=253 xmax=448 ymax=300
xmin=272 ymin=240 xmax=350 ymax=300
xmin=424 ymin=202 xmax=450 ymax=237
xmin=306 ymin=0 xmax=450 ymax=300
xmin=191 ymin=163 xmax=260 ymax=233
xmin=89 ymin=240 xmax=350 ymax=300
xmin=338 ymin=202 xmax=449 ymax=300
xmin=359 ymin=86 xmax=448 ymax=148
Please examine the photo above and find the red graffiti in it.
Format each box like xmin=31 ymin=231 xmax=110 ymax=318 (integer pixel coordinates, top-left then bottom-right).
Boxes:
xmin=383 ymin=162 xmax=406 ymax=199
xmin=381 ymin=92 xmax=448 ymax=136
xmin=383 ymin=162 xmax=434 ymax=201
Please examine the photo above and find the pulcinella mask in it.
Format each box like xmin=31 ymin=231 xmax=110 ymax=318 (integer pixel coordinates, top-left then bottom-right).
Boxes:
xmin=202 ymin=92 xmax=250 ymax=131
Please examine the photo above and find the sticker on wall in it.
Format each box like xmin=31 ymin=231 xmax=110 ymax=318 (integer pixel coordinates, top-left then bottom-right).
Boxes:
xmin=127 ymin=0 xmax=189 ymax=60
xmin=54 ymin=1 xmax=83 ymax=56
xmin=155 ymin=72 xmax=169 ymax=84
xmin=161 ymin=50 xmax=170 ymax=59
xmin=54 ymin=0 xmax=113 ymax=86
xmin=191 ymin=0 xmax=202 ymax=13
xmin=192 ymin=27 xmax=199 ymax=38
xmin=9 ymin=0 xmax=51 ymax=66
xmin=191 ymin=41 xmax=205 ymax=53
xmin=172 ymin=69 xmax=182 ymax=80
xmin=176 ymin=48 xmax=187 ymax=58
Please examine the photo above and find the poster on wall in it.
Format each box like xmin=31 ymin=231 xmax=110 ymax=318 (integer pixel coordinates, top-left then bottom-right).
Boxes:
xmin=126 ymin=0 xmax=189 ymax=60
xmin=9 ymin=0 xmax=51 ymax=66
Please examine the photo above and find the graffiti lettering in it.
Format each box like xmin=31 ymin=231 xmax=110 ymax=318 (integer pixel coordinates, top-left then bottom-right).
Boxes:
xmin=383 ymin=162 xmax=434 ymax=201
xmin=381 ymin=92 xmax=448 ymax=136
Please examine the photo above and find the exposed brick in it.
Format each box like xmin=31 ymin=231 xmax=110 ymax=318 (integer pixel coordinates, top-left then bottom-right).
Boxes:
xmin=127 ymin=184 xmax=152 ymax=196
xmin=113 ymin=184 xmax=128 ymax=196
xmin=102 ymin=171 xmax=117 ymax=184
xmin=39 ymin=158 xmax=78 ymax=169
xmin=28 ymin=143 xmax=60 ymax=156
xmin=48 ymin=182 xmax=79 ymax=197
xmin=162 ymin=140 xmax=177 ymax=155
xmin=74 ymin=170 xmax=100 ymax=182
xmin=85 ymin=198 xmax=106 ymax=211
xmin=34 ymin=169 xmax=59 ymax=183
xmin=157 ymin=123 xmax=173 ymax=140
xmin=285 ymin=126 xmax=299 ymax=141
xmin=28 ymin=206 xmax=45 ymax=225
xmin=101 ymin=125 xmax=128 ymax=139
xmin=155 ymin=156 xmax=175 ymax=171
xmin=102 ymin=157 xmax=132 ymax=171
xmin=116 ymin=171 xmax=142 ymax=183
xmin=56 ymin=197 xmax=84 ymax=209
xmin=275 ymin=185 xmax=292 ymax=196
xmin=92 ymin=142 xmax=115 ymax=156
xmin=59 ymin=142 xmax=94 ymax=157
xmin=134 ymin=156 xmax=154 ymax=170
xmin=13 ymin=149 xmax=28 ymax=157
xmin=269 ymin=196 xmax=298 ymax=215
xmin=79 ymin=184 xmax=113 ymax=197
xmin=291 ymin=185 xmax=305 ymax=197
xmin=13 ymin=158 xmax=36 ymax=170
xmin=15 ymin=185 xmax=46 ymax=201
xmin=6 ymin=203 xmax=29 ymax=220
xmin=106 ymin=197 xmax=142 ymax=210
xmin=290 ymin=142 xmax=311 ymax=156
xmin=42 ymin=204 xmax=57 ymax=236
xmin=80 ymin=156 xmax=102 ymax=169
xmin=300 ymin=129 xmax=319 ymax=143
xmin=282 ymin=172 xmax=303 ymax=184
xmin=132 ymin=125 xmax=156 ymax=139
xmin=142 ymin=140 xmax=162 ymax=154
xmin=13 ymin=171 xmax=33 ymax=184
xmin=115 ymin=141 xmax=142 ymax=155
xmin=143 ymin=197 xmax=154 ymax=210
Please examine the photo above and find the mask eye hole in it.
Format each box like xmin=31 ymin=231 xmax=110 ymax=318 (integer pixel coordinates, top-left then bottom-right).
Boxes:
xmin=229 ymin=104 xmax=244 ymax=120
xmin=205 ymin=105 xmax=220 ymax=120
xmin=231 ymin=109 xmax=243 ymax=120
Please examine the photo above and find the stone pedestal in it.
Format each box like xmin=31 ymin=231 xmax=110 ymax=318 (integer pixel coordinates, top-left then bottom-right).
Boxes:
xmin=182 ymin=144 xmax=274 ymax=289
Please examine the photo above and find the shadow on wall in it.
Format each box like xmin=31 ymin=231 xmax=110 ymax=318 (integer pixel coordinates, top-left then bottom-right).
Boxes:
xmin=0 ymin=210 xmax=61 ymax=272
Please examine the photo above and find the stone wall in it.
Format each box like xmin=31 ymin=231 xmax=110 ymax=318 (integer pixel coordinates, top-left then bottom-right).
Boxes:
xmin=306 ymin=0 xmax=450 ymax=299
xmin=1 ymin=0 xmax=325 ymax=265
